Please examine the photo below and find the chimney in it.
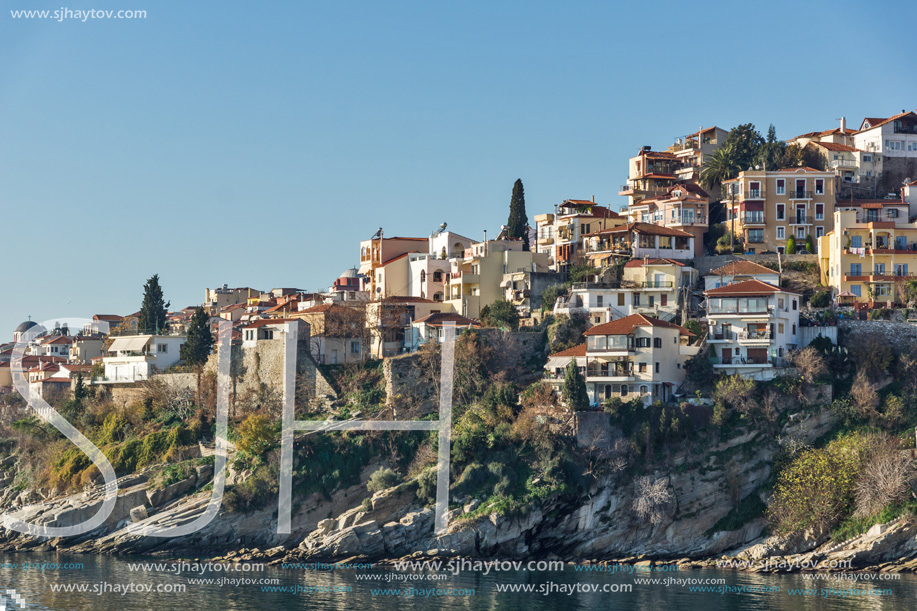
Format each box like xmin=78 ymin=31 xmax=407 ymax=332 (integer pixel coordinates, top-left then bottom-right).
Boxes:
xmin=840 ymin=116 xmax=846 ymax=133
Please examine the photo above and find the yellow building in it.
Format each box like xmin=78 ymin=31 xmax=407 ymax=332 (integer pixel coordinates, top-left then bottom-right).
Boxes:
xmin=722 ymin=167 xmax=835 ymax=254
xmin=818 ymin=200 xmax=917 ymax=306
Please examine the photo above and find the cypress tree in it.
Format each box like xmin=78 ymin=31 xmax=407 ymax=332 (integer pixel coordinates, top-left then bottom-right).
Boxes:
xmin=506 ymin=178 xmax=530 ymax=251
xmin=563 ymin=359 xmax=590 ymax=411
xmin=181 ymin=306 xmax=214 ymax=368
xmin=137 ymin=274 xmax=170 ymax=335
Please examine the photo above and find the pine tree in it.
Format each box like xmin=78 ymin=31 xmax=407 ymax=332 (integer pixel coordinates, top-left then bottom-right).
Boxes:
xmin=73 ymin=371 xmax=88 ymax=404
xmin=506 ymin=179 xmax=530 ymax=251
xmin=181 ymin=306 xmax=214 ymax=368
xmin=563 ymin=360 xmax=589 ymax=411
xmin=137 ymin=274 xmax=170 ymax=334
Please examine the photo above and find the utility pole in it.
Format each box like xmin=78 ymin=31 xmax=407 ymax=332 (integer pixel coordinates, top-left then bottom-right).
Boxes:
xmin=730 ymin=185 xmax=736 ymax=252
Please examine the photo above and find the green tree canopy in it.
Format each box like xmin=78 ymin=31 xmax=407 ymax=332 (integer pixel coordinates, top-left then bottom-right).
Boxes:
xmin=754 ymin=124 xmax=804 ymax=170
xmin=700 ymin=143 xmax=742 ymax=190
xmin=181 ymin=306 xmax=214 ymax=367
xmin=137 ymin=274 xmax=170 ymax=335
xmin=563 ymin=359 xmax=589 ymax=411
xmin=480 ymin=299 xmax=520 ymax=330
xmin=722 ymin=123 xmax=765 ymax=171
xmin=506 ymin=178 xmax=530 ymax=250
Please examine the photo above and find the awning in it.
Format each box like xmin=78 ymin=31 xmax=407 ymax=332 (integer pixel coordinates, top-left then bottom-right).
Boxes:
xmin=499 ymin=279 xmax=512 ymax=288
xmin=108 ymin=337 xmax=151 ymax=352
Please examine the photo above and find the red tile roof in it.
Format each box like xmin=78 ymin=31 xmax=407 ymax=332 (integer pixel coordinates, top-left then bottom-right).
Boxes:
xmin=706 ymin=261 xmax=777 ymax=277
xmin=587 ymin=222 xmax=692 ymax=238
xmin=776 ymin=167 xmax=827 ymax=173
xmin=858 ymin=111 xmax=916 ymax=131
xmin=414 ymin=312 xmax=479 ymax=327
xmin=624 ymin=258 xmax=685 ymax=268
xmin=583 ymin=313 xmax=694 ymax=337
xmin=551 ymin=343 xmax=586 ymax=357
xmin=241 ymin=318 xmax=298 ymax=329
xmin=704 ymin=279 xmax=797 ymax=296
xmin=382 ymin=296 xmax=435 ymax=304
xmin=93 ymin=314 xmax=124 ymax=322
xmin=638 ymin=150 xmax=678 ymax=159
xmin=381 ymin=251 xmax=420 ymax=266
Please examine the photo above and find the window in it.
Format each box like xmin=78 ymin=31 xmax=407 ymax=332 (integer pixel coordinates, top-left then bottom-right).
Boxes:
xmin=655 ymin=362 xmax=660 ymax=373
xmin=816 ymin=226 xmax=824 ymax=238
xmin=851 ymin=235 xmax=862 ymax=248
xmin=633 ymin=294 xmax=641 ymax=306
xmin=851 ymin=285 xmax=861 ymax=297
xmin=909 ymin=143 xmax=917 ymax=152
xmin=815 ymin=204 xmax=824 ymax=220
xmin=888 ymin=208 xmax=899 ymax=219
xmin=618 ymin=293 xmax=625 ymax=306
xmin=815 ymin=179 xmax=824 ymax=195
xmin=796 ymin=227 xmax=806 ymax=239
xmin=639 ymin=363 xmax=647 ymax=373
xmin=876 ymin=263 xmax=885 ymax=275
xmin=748 ymin=229 xmax=764 ymax=243
xmin=777 ymin=226 xmax=785 ymax=240
xmin=778 ymin=323 xmax=784 ymax=334
xmin=792 ymin=324 xmax=796 ymax=334
xmin=433 ymin=271 xmax=443 ymax=282
xmin=594 ymin=316 xmax=601 ymax=324
xmin=876 ymin=284 xmax=891 ymax=297
xmin=749 ymin=181 xmax=761 ymax=198
xmin=776 ymin=204 xmax=785 ymax=220
xmin=596 ymin=295 xmax=603 ymax=307
xmin=420 ymin=270 xmax=426 ymax=282
xmin=792 ymin=299 xmax=797 ymax=310
xmin=886 ymin=140 xmax=903 ymax=151
xmin=896 ymin=264 xmax=908 ymax=276
xmin=636 ymin=337 xmax=651 ymax=348
xmin=850 ymin=263 xmax=862 ymax=275
xmin=157 ymin=344 xmax=167 ymax=353
xmin=775 ymin=179 xmax=786 ymax=194
xmin=350 ymin=341 xmax=360 ymax=354
xmin=863 ymin=154 xmax=872 ymax=162
xmin=653 ymin=338 xmax=662 ymax=348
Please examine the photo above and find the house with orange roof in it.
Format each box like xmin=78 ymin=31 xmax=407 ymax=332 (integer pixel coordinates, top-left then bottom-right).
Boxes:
xmin=365 ymin=297 xmax=443 ymax=358
xmin=802 ymin=140 xmax=879 ymax=190
xmin=553 ymin=258 xmax=697 ymax=325
xmin=703 ymin=260 xmax=780 ymax=291
xmin=551 ymin=314 xmax=698 ymax=405
xmin=582 ymin=222 xmax=695 ymax=266
xmin=621 ymin=182 xmax=710 ymax=256
xmin=665 ymin=126 xmax=730 ymax=186
xmin=722 ymin=167 xmax=836 ymax=254
xmin=405 ymin=312 xmax=479 ymax=351
xmin=294 ymin=303 xmax=365 ymax=364
xmin=704 ymin=279 xmax=799 ymax=378
xmin=533 ymin=199 xmax=626 ymax=275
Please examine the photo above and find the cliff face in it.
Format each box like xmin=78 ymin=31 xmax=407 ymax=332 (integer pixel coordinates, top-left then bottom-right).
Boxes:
xmin=11 ymin=408 xmax=905 ymax=567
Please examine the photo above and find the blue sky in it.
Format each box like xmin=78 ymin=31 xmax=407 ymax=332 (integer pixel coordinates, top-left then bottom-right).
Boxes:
xmin=2 ymin=0 xmax=916 ymax=335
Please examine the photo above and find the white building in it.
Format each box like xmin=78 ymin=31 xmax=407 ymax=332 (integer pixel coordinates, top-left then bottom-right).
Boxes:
xmin=404 ymin=312 xmax=479 ymax=351
xmin=704 ymin=280 xmax=799 ymax=379
xmin=101 ymin=335 xmax=187 ymax=383
xmin=703 ymin=260 xmax=780 ymax=291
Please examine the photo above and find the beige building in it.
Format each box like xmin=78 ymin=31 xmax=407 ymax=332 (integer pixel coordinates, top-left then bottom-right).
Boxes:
xmin=583 ymin=223 xmax=694 ymax=266
xmin=622 ymin=182 xmax=709 ymax=257
xmin=358 ymin=235 xmax=429 ymax=297
xmin=444 ymin=239 xmax=550 ymax=319
xmin=818 ymin=201 xmax=917 ymax=306
xmin=533 ymin=199 xmax=625 ymax=275
xmin=722 ymin=167 xmax=836 ymax=254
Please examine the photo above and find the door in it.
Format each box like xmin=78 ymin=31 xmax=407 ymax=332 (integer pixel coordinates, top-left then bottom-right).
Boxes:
xmin=747 ymin=348 xmax=767 ymax=364
xmin=617 ymin=293 xmax=625 ymax=306
xmin=330 ymin=349 xmax=338 ymax=364
xmin=661 ymin=294 xmax=667 ymax=307
xmin=722 ymin=348 xmax=732 ymax=365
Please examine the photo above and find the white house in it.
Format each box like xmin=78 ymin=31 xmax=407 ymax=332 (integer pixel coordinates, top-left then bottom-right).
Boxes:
xmin=241 ymin=318 xmax=309 ymax=349
xmin=101 ymin=335 xmax=187 ymax=383
xmin=703 ymin=260 xmax=780 ymax=291
xmin=404 ymin=312 xmax=479 ymax=351
xmin=704 ymin=280 xmax=799 ymax=379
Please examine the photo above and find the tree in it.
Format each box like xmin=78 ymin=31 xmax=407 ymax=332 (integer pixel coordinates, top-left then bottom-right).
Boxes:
xmin=805 ymin=234 xmax=815 ymax=254
xmin=506 ymin=178 xmax=530 ymax=250
xmin=786 ymin=236 xmax=796 ymax=254
xmin=722 ymin=123 xmax=765 ymax=171
xmin=367 ymin=467 xmax=402 ymax=493
xmin=137 ymin=274 xmax=170 ymax=335
xmin=181 ymin=306 xmax=214 ymax=367
xmin=753 ymin=124 xmax=803 ymax=170
xmin=236 ymin=412 xmax=279 ymax=456
xmin=73 ymin=371 xmax=88 ymax=404
xmin=700 ymin=143 xmax=742 ymax=190
xmin=480 ymin=299 xmax=520 ymax=330
xmin=562 ymin=359 xmax=589 ymax=410
xmin=790 ymin=347 xmax=828 ymax=384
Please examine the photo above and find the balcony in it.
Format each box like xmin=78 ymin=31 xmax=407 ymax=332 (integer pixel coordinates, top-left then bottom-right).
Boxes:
xmin=789 ymin=190 xmax=813 ymax=199
xmin=638 ymin=280 xmax=673 ymax=289
xmin=745 ymin=188 xmax=766 ymax=200
xmin=714 ymin=356 xmax=773 ymax=367
xmin=743 ymin=213 xmax=765 ymax=225
xmin=586 ymin=371 xmax=635 ymax=382
xmin=830 ymin=159 xmax=858 ymax=169
xmin=790 ymin=215 xmax=813 ymax=225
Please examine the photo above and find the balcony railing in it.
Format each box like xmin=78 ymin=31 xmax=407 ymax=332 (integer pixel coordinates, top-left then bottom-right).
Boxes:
xmin=791 ymin=215 xmax=813 ymax=225
xmin=743 ymin=213 xmax=765 ymax=224
xmin=639 ymin=280 xmax=673 ymax=288
xmin=830 ymin=159 xmax=858 ymax=169
xmin=790 ymin=190 xmax=813 ymax=199
xmin=746 ymin=188 xmax=765 ymax=199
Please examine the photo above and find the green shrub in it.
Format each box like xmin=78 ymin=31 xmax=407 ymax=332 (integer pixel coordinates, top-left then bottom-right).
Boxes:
xmin=809 ymin=291 xmax=831 ymax=308
xmin=236 ymin=413 xmax=279 ymax=457
xmin=367 ymin=467 xmax=402 ymax=493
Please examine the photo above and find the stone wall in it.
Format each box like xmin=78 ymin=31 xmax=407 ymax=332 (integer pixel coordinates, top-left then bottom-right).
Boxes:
xmin=693 ymin=254 xmax=817 ymax=276
xmin=839 ymin=319 xmax=917 ymax=344
xmin=879 ymin=157 xmax=917 ymax=197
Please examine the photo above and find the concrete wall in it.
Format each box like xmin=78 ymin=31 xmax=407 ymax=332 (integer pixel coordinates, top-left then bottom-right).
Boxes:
xmin=799 ymin=326 xmax=838 ymax=347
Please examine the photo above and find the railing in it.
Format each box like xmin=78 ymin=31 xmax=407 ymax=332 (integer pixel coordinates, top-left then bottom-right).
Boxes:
xmin=746 ymin=188 xmax=765 ymax=199
xmin=586 ymin=370 xmax=634 ymax=378
xmin=738 ymin=329 xmax=771 ymax=340
xmin=791 ymin=215 xmax=813 ymax=224
xmin=639 ymin=280 xmax=673 ymax=288
xmin=893 ymin=125 xmax=917 ymax=134
xmin=712 ymin=331 xmax=736 ymax=340
xmin=790 ymin=190 xmax=813 ymax=199
xmin=830 ymin=159 xmax=858 ymax=168
xmin=619 ymin=184 xmax=635 ymax=193
xmin=746 ymin=236 xmax=765 ymax=243
xmin=743 ymin=213 xmax=764 ymax=224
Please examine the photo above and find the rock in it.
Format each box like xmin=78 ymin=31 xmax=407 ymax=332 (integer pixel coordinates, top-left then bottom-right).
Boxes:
xmin=317 ymin=519 xmax=335 ymax=535
xmin=464 ymin=499 xmax=480 ymax=513
xmin=130 ymin=506 xmax=149 ymax=522
xmin=147 ymin=475 xmax=196 ymax=507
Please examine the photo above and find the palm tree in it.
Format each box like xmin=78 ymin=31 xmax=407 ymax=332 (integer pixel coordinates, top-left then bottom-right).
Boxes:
xmin=699 ymin=143 xmax=742 ymax=190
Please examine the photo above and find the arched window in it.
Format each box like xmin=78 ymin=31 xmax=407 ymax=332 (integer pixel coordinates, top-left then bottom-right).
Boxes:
xmin=433 ymin=292 xmax=444 ymax=302
xmin=433 ymin=271 xmax=443 ymax=282
xmin=420 ymin=270 xmax=426 ymax=282
xmin=361 ymin=247 xmax=366 ymax=258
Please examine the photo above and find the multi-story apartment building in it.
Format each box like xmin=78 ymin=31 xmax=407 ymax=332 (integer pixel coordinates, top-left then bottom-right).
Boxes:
xmin=618 ymin=148 xmax=680 ymax=206
xmin=853 ymin=110 xmax=917 ymax=194
xmin=444 ymin=239 xmax=550 ymax=319
xmin=583 ymin=223 xmax=694 ymax=266
xmin=544 ymin=314 xmax=697 ymax=405
xmin=703 ymin=260 xmax=779 ymax=291
xmin=533 ymin=199 xmax=625 ymax=275
xmin=622 ymin=182 xmax=709 ymax=256
xmin=358 ymin=234 xmax=430 ymax=297
xmin=722 ymin=167 xmax=836 ymax=254
xmin=553 ymin=258 xmax=697 ymax=325
xmin=803 ymin=141 xmax=879 ymax=188
xmin=817 ymin=201 xmax=917 ymax=306
xmin=666 ymin=126 xmax=729 ymax=185
xmin=704 ymin=280 xmax=799 ymax=379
